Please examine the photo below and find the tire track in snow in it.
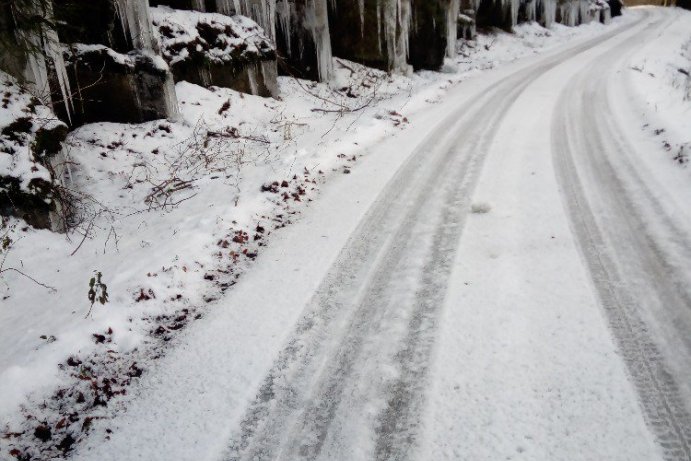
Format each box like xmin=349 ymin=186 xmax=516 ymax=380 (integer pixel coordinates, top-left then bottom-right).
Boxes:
xmin=552 ymin=11 xmax=691 ymax=460
xmin=224 ymin=15 xmax=651 ymax=461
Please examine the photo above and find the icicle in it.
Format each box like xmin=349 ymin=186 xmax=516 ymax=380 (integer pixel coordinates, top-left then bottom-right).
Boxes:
xmin=447 ymin=0 xmax=460 ymax=58
xmin=278 ymin=0 xmax=292 ymax=56
xmin=579 ymin=0 xmax=589 ymax=23
xmin=540 ymin=0 xmax=556 ymax=27
xmin=44 ymin=29 xmax=73 ymax=124
xmin=268 ymin=0 xmax=277 ymax=41
xmin=525 ymin=0 xmax=537 ymax=21
xmin=234 ymin=0 xmax=276 ymax=40
xmin=510 ymin=0 xmax=519 ymax=27
xmin=389 ymin=0 xmax=411 ymax=74
xmin=16 ymin=0 xmax=73 ymax=123
xmin=114 ymin=0 xmax=179 ymax=120
xmin=261 ymin=60 xmax=279 ymax=96
xmin=20 ymin=33 xmax=49 ymax=100
xmin=114 ymin=0 xmax=156 ymax=50
xmin=377 ymin=0 xmax=383 ymax=54
xmin=308 ymin=0 xmax=333 ymax=81
xmin=248 ymin=64 xmax=259 ymax=95
xmin=199 ymin=67 xmax=212 ymax=88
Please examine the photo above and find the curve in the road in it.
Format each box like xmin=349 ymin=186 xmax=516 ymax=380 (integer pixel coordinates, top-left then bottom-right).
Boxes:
xmin=224 ymin=13 xmax=659 ymax=461
xmin=552 ymin=10 xmax=691 ymax=461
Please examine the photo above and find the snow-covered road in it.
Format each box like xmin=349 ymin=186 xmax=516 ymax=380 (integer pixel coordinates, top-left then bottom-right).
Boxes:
xmin=73 ymin=8 xmax=690 ymax=461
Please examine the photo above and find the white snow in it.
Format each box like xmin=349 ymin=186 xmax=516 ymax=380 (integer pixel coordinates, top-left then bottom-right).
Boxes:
xmin=0 ymin=72 xmax=65 ymax=191
xmin=151 ymin=6 xmax=274 ymax=66
xmin=425 ymin=15 xmax=673 ymax=459
xmin=3 ymin=7 xmax=690 ymax=461
xmin=627 ymin=7 xmax=691 ymax=171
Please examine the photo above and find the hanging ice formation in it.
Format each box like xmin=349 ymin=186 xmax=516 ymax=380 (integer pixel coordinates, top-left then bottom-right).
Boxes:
xmin=579 ymin=0 xmax=591 ymax=22
xmin=507 ymin=0 xmax=520 ymax=28
xmin=151 ymin=7 xmax=279 ymax=96
xmin=539 ymin=0 xmax=556 ymax=27
xmin=447 ymin=0 xmax=460 ymax=58
xmin=328 ymin=0 xmax=411 ymax=74
xmin=276 ymin=0 xmax=333 ymax=81
xmin=558 ymin=0 xmax=579 ymax=26
xmin=114 ymin=0 xmax=157 ymax=50
xmin=385 ymin=0 xmax=411 ymax=74
xmin=524 ymin=0 xmax=537 ymax=22
xmin=379 ymin=0 xmax=412 ymax=74
xmin=112 ymin=0 xmax=179 ymax=119
xmin=521 ymin=0 xmax=556 ymax=27
xmin=408 ymin=0 xmax=457 ymax=70
xmin=12 ymin=0 xmax=74 ymax=123
xmin=215 ymin=0 xmax=278 ymax=40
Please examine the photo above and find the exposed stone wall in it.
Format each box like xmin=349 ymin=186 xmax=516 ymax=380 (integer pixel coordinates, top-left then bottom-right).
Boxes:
xmin=51 ymin=0 xmax=178 ymax=126
xmin=151 ymin=7 xmax=279 ymax=97
xmin=609 ymin=0 xmax=623 ymax=15
xmin=0 ymin=2 xmax=29 ymax=83
xmin=0 ymin=71 xmax=68 ymax=229
xmin=275 ymin=0 xmax=333 ymax=81
xmin=211 ymin=0 xmax=277 ymax=40
xmin=328 ymin=0 xmax=411 ymax=74
xmin=475 ymin=0 xmax=517 ymax=31
xmin=458 ymin=0 xmax=478 ymax=39
xmin=409 ymin=0 xmax=453 ymax=70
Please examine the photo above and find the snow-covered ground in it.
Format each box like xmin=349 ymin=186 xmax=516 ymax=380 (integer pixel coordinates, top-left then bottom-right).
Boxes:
xmin=2 ymin=7 xmax=691 ymax=460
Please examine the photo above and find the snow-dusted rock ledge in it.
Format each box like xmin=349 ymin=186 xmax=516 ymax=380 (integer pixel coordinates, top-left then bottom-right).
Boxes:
xmin=0 ymin=72 xmax=67 ymax=229
xmin=152 ymin=7 xmax=279 ymax=97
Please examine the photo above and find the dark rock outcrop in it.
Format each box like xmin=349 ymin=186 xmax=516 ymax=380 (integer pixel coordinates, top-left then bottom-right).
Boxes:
xmin=56 ymin=45 xmax=177 ymax=124
xmin=328 ymin=0 xmax=411 ymax=74
xmin=409 ymin=0 xmax=457 ymax=70
xmin=458 ymin=10 xmax=477 ymax=40
xmin=50 ymin=0 xmax=178 ymax=126
xmin=608 ymin=0 xmax=623 ymax=15
xmin=0 ymin=72 xmax=68 ymax=229
xmin=276 ymin=0 xmax=333 ymax=81
xmin=151 ymin=8 xmax=279 ymax=96
xmin=476 ymin=0 xmax=518 ymax=31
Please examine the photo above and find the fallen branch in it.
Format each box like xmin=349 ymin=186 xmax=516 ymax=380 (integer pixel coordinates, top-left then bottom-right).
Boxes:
xmin=0 ymin=267 xmax=56 ymax=292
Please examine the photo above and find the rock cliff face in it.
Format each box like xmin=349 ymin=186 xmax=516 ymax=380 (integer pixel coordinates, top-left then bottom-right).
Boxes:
xmin=609 ymin=0 xmax=623 ymax=16
xmin=276 ymin=0 xmax=333 ymax=81
xmin=328 ymin=0 xmax=412 ymax=74
xmin=0 ymin=0 xmax=72 ymax=117
xmin=51 ymin=0 xmax=179 ymax=126
xmin=475 ymin=0 xmax=519 ymax=31
xmin=0 ymin=0 xmax=626 ymax=230
xmin=0 ymin=71 xmax=68 ymax=229
xmin=408 ymin=0 xmax=458 ymax=70
xmin=151 ymin=8 xmax=278 ymax=96
xmin=149 ymin=1 xmax=282 ymax=91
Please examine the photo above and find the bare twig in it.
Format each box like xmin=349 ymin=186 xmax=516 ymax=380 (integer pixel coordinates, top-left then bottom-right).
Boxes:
xmin=0 ymin=267 xmax=56 ymax=292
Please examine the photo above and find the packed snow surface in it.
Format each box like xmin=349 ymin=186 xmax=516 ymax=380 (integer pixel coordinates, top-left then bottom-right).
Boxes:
xmin=2 ymin=6 xmax=691 ymax=461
